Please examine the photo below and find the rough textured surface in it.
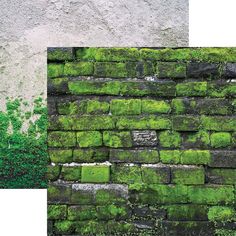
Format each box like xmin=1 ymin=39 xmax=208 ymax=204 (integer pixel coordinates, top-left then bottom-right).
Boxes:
xmin=48 ymin=48 xmax=236 ymax=235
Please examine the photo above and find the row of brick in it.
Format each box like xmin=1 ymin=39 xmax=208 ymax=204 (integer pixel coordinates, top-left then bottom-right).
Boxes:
xmin=48 ymin=78 xmax=236 ymax=98
xmin=48 ymin=164 xmax=236 ymax=185
xmin=50 ymin=98 xmax=236 ymax=116
xmin=48 ymin=115 xmax=236 ymax=132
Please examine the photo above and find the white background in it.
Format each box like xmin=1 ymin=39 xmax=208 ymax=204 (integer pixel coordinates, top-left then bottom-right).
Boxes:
xmin=1 ymin=0 xmax=236 ymax=235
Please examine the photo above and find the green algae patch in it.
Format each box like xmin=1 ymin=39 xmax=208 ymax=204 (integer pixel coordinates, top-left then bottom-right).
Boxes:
xmin=49 ymin=149 xmax=73 ymax=163
xmin=142 ymin=100 xmax=171 ymax=114
xmin=48 ymin=131 xmax=76 ymax=147
xmin=111 ymin=99 xmax=141 ymax=115
xmin=208 ymin=206 xmax=236 ymax=223
xmin=176 ymin=82 xmax=208 ymax=96
xmin=60 ymin=166 xmax=81 ymax=181
xmin=0 ymin=98 xmax=47 ymax=188
xmin=64 ymin=62 xmax=94 ymax=76
xmin=48 ymin=63 xmax=64 ymax=77
xmin=171 ymin=98 xmax=185 ymax=114
xmin=81 ymin=165 xmax=110 ymax=183
xmin=159 ymin=130 xmax=182 ymax=148
xmin=77 ymin=131 xmax=102 ymax=147
xmin=103 ymin=131 xmax=132 ymax=148
xmin=156 ymin=62 xmax=186 ymax=78
xmin=160 ymin=150 xmax=181 ymax=164
xmin=210 ymin=132 xmax=232 ymax=148
xmin=181 ymin=150 xmax=211 ymax=165
xmin=48 ymin=205 xmax=67 ymax=220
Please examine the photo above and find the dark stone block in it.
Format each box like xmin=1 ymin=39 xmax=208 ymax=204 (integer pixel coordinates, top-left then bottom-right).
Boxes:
xmin=187 ymin=62 xmax=220 ymax=78
xmin=209 ymin=151 xmax=236 ymax=168
xmin=223 ymin=63 xmax=236 ymax=78
xmin=132 ymin=130 xmax=157 ymax=146
xmin=47 ymin=97 xmax=57 ymax=115
xmin=133 ymin=205 xmax=166 ymax=219
xmin=48 ymin=183 xmax=71 ymax=204
xmin=172 ymin=116 xmax=200 ymax=131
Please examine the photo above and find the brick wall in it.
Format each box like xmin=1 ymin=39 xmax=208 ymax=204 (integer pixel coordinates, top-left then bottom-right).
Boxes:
xmin=47 ymin=48 xmax=236 ymax=236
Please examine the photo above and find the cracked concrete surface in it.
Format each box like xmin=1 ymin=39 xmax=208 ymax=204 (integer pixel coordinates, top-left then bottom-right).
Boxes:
xmin=0 ymin=0 xmax=188 ymax=110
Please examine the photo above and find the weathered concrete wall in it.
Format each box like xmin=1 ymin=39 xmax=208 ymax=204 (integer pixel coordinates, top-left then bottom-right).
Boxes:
xmin=0 ymin=0 xmax=188 ymax=109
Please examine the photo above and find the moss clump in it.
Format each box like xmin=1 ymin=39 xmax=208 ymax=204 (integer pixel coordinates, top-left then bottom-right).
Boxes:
xmin=142 ymin=100 xmax=170 ymax=114
xmin=103 ymin=131 xmax=132 ymax=148
xmin=48 ymin=205 xmax=67 ymax=220
xmin=86 ymin=100 xmax=109 ymax=114
xmin=48 ymin=131 xmax=76 ymax=147
xmin=116 ymin=115 xmax=171 ymax=130
xmin=160 ymin=150 xmax=181 ymax=164
xmin=68 ymin=80 xmax=121 ymax=95
xmin=47 ymin=64 xmax=64 ymax=77
xmin=208 ymin=206 xmax=235 ymax=222
xmin=77 ymin=131 xmax=102 ymax=147
xmin=156 ymin=62 xmax=186 ymax=78
xmin=208 ymin=169 xmax=236 ymax=184
xmin=186 ymin=130 xmax=210 ymax=147
xmin=57 ymin=101 xmax=82 ymax=115
xmin=68 ymin=205 xmax=97 ymax=220
xmin=159 ymin=130 xmax=182 ymax=148
xmin=60 ymin=166 xmax=81 ymax=181
xmin=64 ymin=62 xmax=94 ymax=76
xmin=215 ymin=229 xmax=236 ymax=236
xmin=210 ymin=132 xmax=231 ymax=148
xmin=54 ymin=220 xmax=75 ymax=234
xmin=171 ymin=98 xmax=185 ymax=114
xmin=111 ymin=99 xmax=141 ymax=115
xmin=48 ymin=48 xmax=73 ymax=61
xmin=95 ymin=189 xmax=126 ymax=205
xmin=81 ymin=165 xmax=110 ymax=183
xmin=181 ymin=150 xmax=211 ymax=165
xmin=141 ymin=166 xmax=169 ymax=184
xmin=47 ymin=165 xmax=61 ymax=181
xmin=188 ymin=185 xmax=234 ymax=205
xmin=172 ymin=115 xmax=200 ymax=131
xmin=0 ymin=98 xmax=47 ymax=188
xmin=176 ymin=82 xmax=207 ymax=96
xmin=49 ymin=149 xmax=73 ymax=163
xmin=73 ymin=149 xmax=108 ymax=163
xmin=96 ymin=204 xmax=128 ymax=220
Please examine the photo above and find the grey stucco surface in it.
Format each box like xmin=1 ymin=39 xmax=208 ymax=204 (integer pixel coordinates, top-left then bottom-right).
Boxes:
xmin=0 ymin=0 xmax=188 ymax=109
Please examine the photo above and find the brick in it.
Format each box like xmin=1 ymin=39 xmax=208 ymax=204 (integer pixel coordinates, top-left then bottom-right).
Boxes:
xmin=116 ymin=115 xmax=171 ymax=130
xmin=159 ymin=130 xmax=181 ymax=148
xmin=71 ymin=185 xmax=94 ymax=205
xmin=209 ymin=151 xmax=236 ymax=168
xmin=48 ymin=149 xmax=73 ymax=163
xmin=81 ymin=166 xmax=110 ymax=183
xmin=160 ymin=150 xmax=181 ymax=164
xmin=111 ymin=165 xmax=142 ymax=184
xmin=48 ymin=205 xmax=67 ymax=220
xmin=207 ymin=81 xmax=236 ymax=98
xmin=103 ymin=131 xmax=132 ymax=148
xmin=48 ymin=77 xmax=68 ymax=94
xmin=73 ymin=148 xmax=109 ymax=163
xmin=141 ymin=165 xmax=170 ymax=184
xmin=86 ymin=100 xmax=110 ymax=114
xmin=156 ymin=62 xmax=186 ymax=78
xmin=223 ymin=63 xmax=236 ymax=78
xmin=172 ymin=115 xmax=200 ymax=131
xmin=48 ymin=184 xmax=71 ymax=203
xmin=110 ymin=99 xmax=141 ymax=115
xmin=187 ymin=62 xmax=220 ymax=78
xmin=60 ymin=166 xmax=81 ymax=181
xmin=64 ymin=62 xmax=94 ymax=76
xmin=181 ymin=150 xmax=211 ymax=165
xmin=94 ymin=62 xmax=136 ymax=78
xmin=207 ymin=168 xmax=236 ymax=184
xmin=68 ymin=205 xmax=96 ymax=220
xmin=201 ymin=116 xmax=236 ymax=131
xmin=142 ymin=99 xmax=171 ymax=114
xmin=184 ymin=130 xmax=210 ymax=149
xmin=210 ymin=132 xmax=232 ymax=148
xmin=47 ymin=47 xmax=73 ymax=61
xmin=48 ymin=131 xmax=76 ymax=147
xmin=136 ymin=61 xmax=155 ymax=78
xmin=176 ymin=82 xmax=207 ymax=96
xmin=166 ymin=205 xmax=208 ymax=221
xmin=47 ymin=64 xmax=64 ymax=77
xmin=77 ymin=131 xmax=102 ymax=147
xmin=188 ymin=185 xmax=234 ymax=205
xmin=132 ymin=130 xmax=157 ymax=146
xmin=47 ymin=165 xmax=61 ymax=181
xmin=110 ymin=149 xmax=159 ymax=163
xmin=171 ymin=166 xmax=205 ymax=185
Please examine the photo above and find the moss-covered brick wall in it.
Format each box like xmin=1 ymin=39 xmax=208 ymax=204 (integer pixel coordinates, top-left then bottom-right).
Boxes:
xmin=47 ymin=47 xmax=236 ymax=236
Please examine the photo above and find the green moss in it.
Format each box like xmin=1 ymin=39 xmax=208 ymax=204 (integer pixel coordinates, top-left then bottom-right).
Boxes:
xmin=186 ymin=130 xmax=210 ymax=146
xmin=68 ymin=206 xmax=97 ymax=220
xmin=181 ymin=150 xmax=211 ymax=165
xmin=210 ymin=132 xmax=231 ymax=148
xmin=171 ymin=166 xmax=205 ymax=185
xmin=64 ymin=62 xmax=94 ymax=76
xmin=171 ymin=99 xmax=185 ymax=114
xmin=188 ymin=185 xmax=234 ymax=205
xmin=141 ymin=166 xmax=169 ymax=183
xmin=116 ymin=115 xmax=171 ymax=130
xmin=139 ymin=48 xmax=162 ymax=60
xmin=111 ymin=165 xmax=142 ymax=184
xmin=156 ymin=62 xmax=186 ymax=78
xmin=208 ymin=169 xmax=236 ymax=184
xmin=0 ymin=98 xmax=47 ymax=188
xmin=48 ymin=205 xmax=67 ymax=220
xmin=159 ymin=130 xmax=181 ymax=148
xmin=77 ymin=131 xmax=102 ymax=147
xmin=208 ymin=206 xmax=235 ymax=222
xmin=111 ymin=99 xmax=141 ymax=115
xmin=47 ymin=165 xmax=61 ymax=181
xmin=103 ymin=131 xmax=132 ymax=148
xmin=160 ymin=150 xmax=181 ymax=164
xmin=68 ymin=80 xmax=121 ymax=95
xmin=49 ymin=149 xmax=73 ymax=163
xmin=176 ymin=82 xmax=207 ymax=96
xmin=47 ymin=64 xmax=64 ymax=77
xmin=49 ymin=77 xmax=68 ymax=93
xmin=81 ymin=165 xmax=110 ymax=183
xmin=54 ymin=220 xmax=75 ymax=234
xmin=142 ymin=100 xmax=170 ymax=114
xmin=48 ymin=131 xmax=76 ymax=147
xmin=159 ymin=48 xmax=191 ymax=61
xmin=57 ymin=101 xmax=83 ymax=115
xmin=172 ymin=115 xmax=200 ymax=131
xmin=60 ymin=166 xmax=81 ymax=181
xmin=86 ymin=100 xmax=109 ymax=114
xmin=201 ymin=116 xmax=236 ymax=131
xmin=48 ymin=48 xmax=73 ymax=61
xmin=95 ymin=189 xmax=126 ymax=205
xmin=73 ymin=149 xmax=108 ymax=163
xmin=215 ymin=229 xmax=236 ymax=236
xmin=96 ymin=204 xmax=128 ymax=220
xmin=76 ymin=47 xmax=98 ymax=60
